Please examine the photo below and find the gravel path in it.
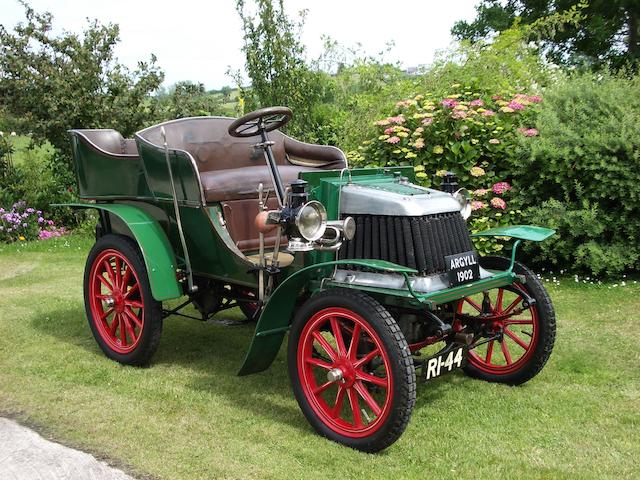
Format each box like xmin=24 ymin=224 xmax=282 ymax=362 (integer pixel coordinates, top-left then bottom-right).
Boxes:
xmin=0 ymin=418 xmax=135 ymax=480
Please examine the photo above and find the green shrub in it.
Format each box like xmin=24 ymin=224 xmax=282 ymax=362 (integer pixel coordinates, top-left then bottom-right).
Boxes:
xmin=517 ymin=71 xmax=640 ymax=275
xmin=354 ymin=86 xmax=541 ymax=255
xmin=0 ymin=139 xmax=78 ymax=227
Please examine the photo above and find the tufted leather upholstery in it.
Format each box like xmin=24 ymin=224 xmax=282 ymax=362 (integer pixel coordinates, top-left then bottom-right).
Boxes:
xmin=137 ymin=117 xmax=346 ymax=202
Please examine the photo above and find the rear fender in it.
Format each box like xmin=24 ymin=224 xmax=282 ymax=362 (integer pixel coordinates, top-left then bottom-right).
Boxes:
xmin=56 ymin=203 xmax=182 ymax=301
xmin=238 ymin=259 xmax=417 ymax=376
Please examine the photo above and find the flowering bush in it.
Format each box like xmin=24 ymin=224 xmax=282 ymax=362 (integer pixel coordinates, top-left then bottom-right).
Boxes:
xmin=0 ymin=200 xmax=65 ymax=243
xmin=353 ymin=85 xmax=541 ymax=255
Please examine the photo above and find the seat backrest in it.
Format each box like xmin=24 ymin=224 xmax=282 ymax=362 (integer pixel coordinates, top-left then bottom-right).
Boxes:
xmin=77 ymin=129 xmax=138 ymax=157
xmin=137 ymin=117 xmax=288 ymax=173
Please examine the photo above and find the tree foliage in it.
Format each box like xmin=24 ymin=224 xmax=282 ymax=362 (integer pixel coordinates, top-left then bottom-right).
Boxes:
xmin=155 ymin=81 xmax=228 ymax=120
xmin=0 ymin=2 xmax=164 ymax=161
xmin=235 ymin=0 xmax=328 ymax=140
xmin=453 ymin=0 xmax=640 ymax=68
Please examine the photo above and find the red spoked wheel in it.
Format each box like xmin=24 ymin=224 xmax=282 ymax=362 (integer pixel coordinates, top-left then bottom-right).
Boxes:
xmin=84 ymin=234 xmax=163 ymax=365
xmin=453 ymin=256 xmax=556 ymax=385
xmin=289 ymin=289 xmax=415 ymax=453
xmin=88 ymin=249 xmax=145 ymax=354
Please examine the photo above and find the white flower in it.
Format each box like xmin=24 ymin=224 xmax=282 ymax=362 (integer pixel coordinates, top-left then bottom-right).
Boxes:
xmin=10 ymin=131 xmax=16 ymax=136
xmin=0 ymin=131 xmax=4 ymax=136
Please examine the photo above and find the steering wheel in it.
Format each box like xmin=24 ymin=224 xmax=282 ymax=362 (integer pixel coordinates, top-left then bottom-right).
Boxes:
xmin=228 ymin=106 xmax=293 ymax=138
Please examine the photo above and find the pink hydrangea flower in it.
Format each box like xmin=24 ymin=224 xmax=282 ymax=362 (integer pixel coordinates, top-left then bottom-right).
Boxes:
xmin=421 ymin=117 xmax=434 ymax=126
xmin=473 ymin=188 xmax=488 ymax=197
xmin=375 ymin=119 xmax=390 ymax=126
xmin=470 ymin=99 xmax=484 ymax=107
xmin=518 ymin=127 xmax=539 ymax=137
xmin=386 ymin=136 xmax=401 ymax=144
xmin=451 ymin=109 xmax=467 ymax=120
xmin=413 ymin=138 xmax=425 ymax=149
xmin=490 ymin=197 xmax=507 ymax=210
xmin=471 ymin=201 xmax=487 ymax=211
xmin=528 ymin=95 xmax=542 ymax=103
xmin=492 ymin=182 xmax=512 ymax=195
xmin=507 ymin=101 xmax=525 ymax=111
xmin=491 ymin=95 xmax=503 ymax=101
xmin=481 ymin=109 xmax=495 ymax=116
xmin=387 ymin=115 xmax=406 ymax=124
xmin=384 ymin=127 xmax=395 ymax=135
xmin=441 ymin=98 xmax=459 ymax=108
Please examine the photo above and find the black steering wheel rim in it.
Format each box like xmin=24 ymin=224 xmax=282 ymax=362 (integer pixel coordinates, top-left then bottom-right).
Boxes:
xmin=228 ymin=106 xmax=293 ymax=138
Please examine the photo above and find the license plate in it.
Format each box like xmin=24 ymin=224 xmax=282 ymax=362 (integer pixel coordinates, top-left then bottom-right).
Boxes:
xmin=445 ymin=250 xmax=480 ymax=286
xmin=423 ymin=345 xmax=467 ymax=381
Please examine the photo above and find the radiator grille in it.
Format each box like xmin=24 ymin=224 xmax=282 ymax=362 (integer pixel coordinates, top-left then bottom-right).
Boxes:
xmin=338 ymin=212 xmax=475 ymax=275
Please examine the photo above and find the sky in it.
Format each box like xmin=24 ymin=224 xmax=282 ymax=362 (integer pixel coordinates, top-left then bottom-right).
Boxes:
xmin=1 ymin=0 xmax=480 ymax=90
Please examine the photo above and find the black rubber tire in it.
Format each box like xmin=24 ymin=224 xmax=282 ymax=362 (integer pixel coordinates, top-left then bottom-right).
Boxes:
xmin=459 ymin=256 xmax=556 ymax=385
xmin=288 ymin=288 xmax=416 ymax=453
xmin=83 ymin=234 xmax=163 ymax=366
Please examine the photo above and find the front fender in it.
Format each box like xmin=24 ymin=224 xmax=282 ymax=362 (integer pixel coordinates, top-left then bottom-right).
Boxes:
xmin=55 ymin=203 xmax=182 ymax=301
xmin=238 ymin=259 xmax=417 ymax=376
xmin=471 ymin=225 xmax=555 ymax=242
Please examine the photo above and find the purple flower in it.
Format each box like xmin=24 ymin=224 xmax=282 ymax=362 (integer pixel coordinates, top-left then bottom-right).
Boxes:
xmin=22 ymin=222 xmax=27 ymax=227
xmin=528 ymin=95 xmax=542 ymax=103
xmin=26 ymin=208 xmax=35 ymax=214
xmin=47 ymin=220 xmax=54 ymax=226
xmin=38 ymin=217 xmax=44 ymax=223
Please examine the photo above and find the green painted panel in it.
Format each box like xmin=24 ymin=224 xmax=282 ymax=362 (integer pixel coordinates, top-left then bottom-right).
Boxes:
xmin=69 ymin=132 xmax=152 ymax=199
xmin=135 ymin=138 xmax=203 ymax=207
xmin=55 ymin=202 xmax=182 ymax=301
xmin=472 ymin=225 xmax=556 ymax=242
xmin=238 ymin=258 xmax=418 ymax=376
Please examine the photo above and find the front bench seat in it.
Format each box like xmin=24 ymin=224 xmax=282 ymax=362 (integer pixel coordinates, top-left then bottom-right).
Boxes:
xmin=194 ymin=123 xmax=346 ymax=203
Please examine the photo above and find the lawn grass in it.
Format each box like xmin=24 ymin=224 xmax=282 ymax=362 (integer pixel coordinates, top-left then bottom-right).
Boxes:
xmin=4 ymin=134 xmax=55 ymax=166
xmin=0 ymin=234 xmax=638 ymax=479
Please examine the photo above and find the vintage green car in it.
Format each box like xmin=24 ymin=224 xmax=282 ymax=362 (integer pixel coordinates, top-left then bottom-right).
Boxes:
xmin=62 ymin=107 xmax=556 ymax=452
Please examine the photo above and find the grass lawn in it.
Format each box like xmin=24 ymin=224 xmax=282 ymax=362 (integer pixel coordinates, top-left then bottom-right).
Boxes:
xmin=0 ymin=234 xmax=638 ymax=479
xmin=3 ymin=134 xmax=55 ymax=166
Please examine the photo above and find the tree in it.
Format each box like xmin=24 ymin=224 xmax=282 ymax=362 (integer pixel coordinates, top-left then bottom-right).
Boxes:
xmin=235 ymin=0 xmax=328 ymax=140
xmin=452 ymin=1 xmax=640 ymax=68
xmin=0 ymin=2 xmax=164 ymax=167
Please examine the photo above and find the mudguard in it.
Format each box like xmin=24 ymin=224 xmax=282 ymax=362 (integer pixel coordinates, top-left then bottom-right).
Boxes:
xmin=56 ymin=203 xmax=182 ymax=301
xmin=238 ymin=259 xmax=417 ymax=376
xmin=472 ymin=225 xmax=555 ymax=242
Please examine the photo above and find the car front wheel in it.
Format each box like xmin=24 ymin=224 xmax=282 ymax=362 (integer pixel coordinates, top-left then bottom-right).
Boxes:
xmin=288 ymin=288 xmax=416 ymax=452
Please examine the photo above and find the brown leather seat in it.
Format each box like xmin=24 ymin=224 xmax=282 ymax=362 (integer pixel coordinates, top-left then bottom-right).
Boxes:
xmin=137 ymin=116 xmax=346 ymax=252
xmin=137 ymin=117 xmax=346 ymax=203
xmin=201 ymin=165 xmax=320 ymax=203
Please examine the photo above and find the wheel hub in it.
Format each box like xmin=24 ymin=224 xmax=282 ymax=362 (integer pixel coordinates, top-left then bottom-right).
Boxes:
xmin=327 ymin=368 xmax=343 ymax=383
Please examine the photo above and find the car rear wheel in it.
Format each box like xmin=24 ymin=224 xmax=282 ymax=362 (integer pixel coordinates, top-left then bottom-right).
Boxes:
xmin=84 ymin=234 xmax=163 ymax=366
xmin=453 ymin=256 xmax=556 ymax=385
xmin=288 ymin=289 xmax=416 ymax=452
